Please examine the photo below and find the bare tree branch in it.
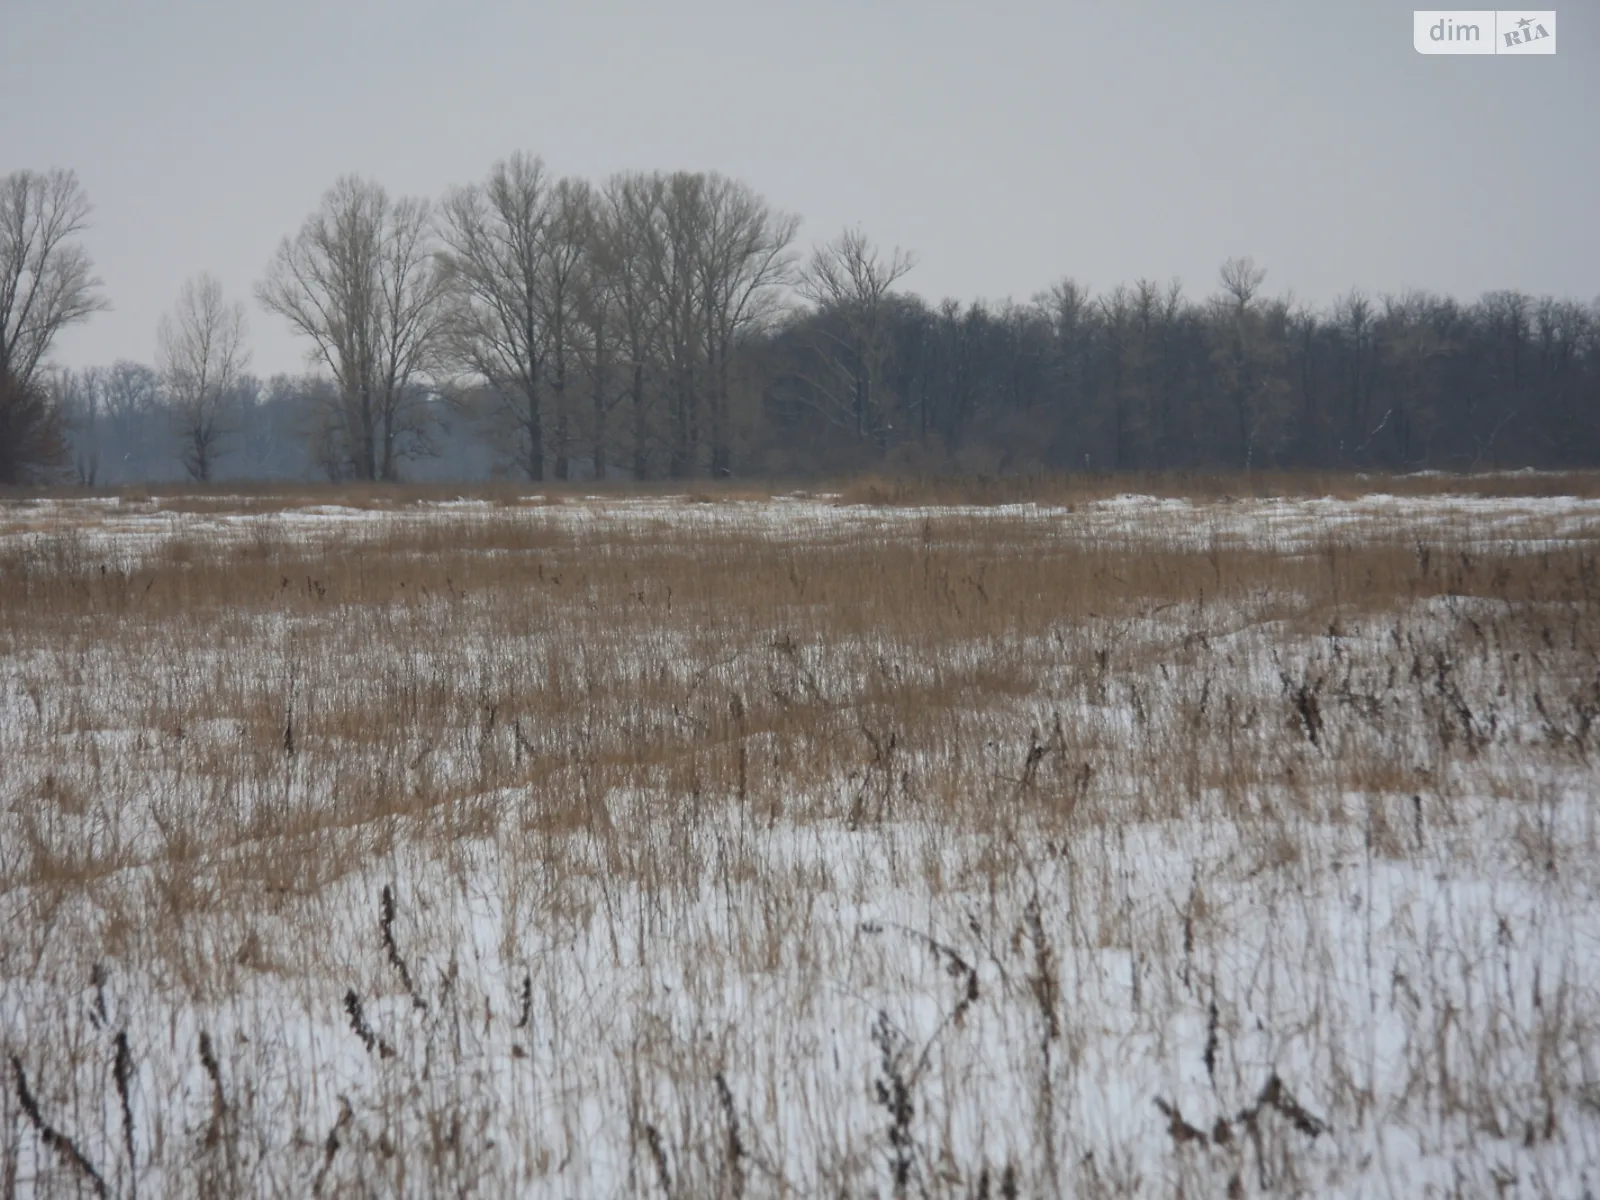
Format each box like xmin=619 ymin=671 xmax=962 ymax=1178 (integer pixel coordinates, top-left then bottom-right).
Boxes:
xmin=0 ymin=169 xmax=111 ymax=393
xmin=794 ymin=226 xmax=915 ymax=449
xmin=0 ymin=169 xmax=110 ymax=482
xmin=257 ymin=176 xmax=447 ymax=481
xmin=159 ymin=273 xmax=250 ymax=482
xmin=438 ymin=152 xmax=556 ymax=481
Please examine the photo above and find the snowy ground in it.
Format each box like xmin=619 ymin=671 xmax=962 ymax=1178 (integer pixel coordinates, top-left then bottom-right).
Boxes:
xmin=5 ymin=489 xmax=1600 ymax=555
xmin=1 ymin=491 xmax=1598 ymax=1197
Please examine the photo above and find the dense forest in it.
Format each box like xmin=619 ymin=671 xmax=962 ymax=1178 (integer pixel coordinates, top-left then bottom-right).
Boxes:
xmin=6 ymin=165 xmax=1598 ymax=486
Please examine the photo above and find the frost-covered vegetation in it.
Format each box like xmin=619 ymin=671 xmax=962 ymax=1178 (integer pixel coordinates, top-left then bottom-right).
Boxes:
xmin=2 ymin=484 xmax=1598 ymax=1197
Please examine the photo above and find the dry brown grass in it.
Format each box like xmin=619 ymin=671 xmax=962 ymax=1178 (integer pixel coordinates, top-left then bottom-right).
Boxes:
xmin=0 ymin=476 xmax=795 ymax=516
xmin=0 ymin=491 xmax=1597 ymax=1196
xmin=831 ymin=467 xmax=1600 ymax=505
xmin=5 ymin=465 xmax=1600 ymax=518
xmin=2 ymin=500 xmax=1595 ymax=916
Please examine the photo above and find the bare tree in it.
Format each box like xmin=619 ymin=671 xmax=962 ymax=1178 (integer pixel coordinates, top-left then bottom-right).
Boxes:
xmin=1211 ymin=257 xmax=1287 ymax=468
xmin=437 ymin=161 xmax=595 ymax=481
xmin=48 ymin=366 xmax=104 ymax=484
xmin=643 ymin=172 xmax=706 ymax=478
xmin=0 ymin=169 xmax=110 ymax=483
xmin=258 ymin=176 xmax=448 ymax=481
xmin=1098 ymin=284 xmax=1137 ymax=469
xmin=1031 ymin=278 xmax=1093 ymax=452
xmin=695 ymin=175 xmax=799 ymax=476
xmin=574 ymin=216 xmax=620 ymax=480
xmin=541 ymin=178 xmax=592 ymax=480
xmin=634 ymin=172 xmax=798 ymax=478
xmin=0 ymin=374 xmax=67 ymax=484
xmin=796 ymin=227 xmax=915 ymax=452
xmin=438 ymin=153 xmax=553 ymax=480
xmin=1218 ymin=256 xmax=1266 ymax=315
xmin=597 ymin=173 xmax=666 ymax=479
xmin=1330 ymin=290 xmax=1379 ymax=462
xmin=158 ymin=273 xmax=249 ymax=482
xmin=101 ymin=361 xmax=164 ymax=480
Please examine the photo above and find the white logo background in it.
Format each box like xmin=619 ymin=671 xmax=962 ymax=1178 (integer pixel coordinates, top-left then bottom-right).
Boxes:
xmin=1414 ymin=10 xmax=1556 ymax=53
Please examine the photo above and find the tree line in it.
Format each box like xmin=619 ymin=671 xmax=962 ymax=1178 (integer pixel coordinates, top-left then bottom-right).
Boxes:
xmin=4 ymin=162 xmax=1597 ymax=486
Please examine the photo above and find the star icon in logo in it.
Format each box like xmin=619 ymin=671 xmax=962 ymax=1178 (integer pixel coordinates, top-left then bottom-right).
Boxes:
xmin=1517 ymin=16 xmax=1533 ymax=28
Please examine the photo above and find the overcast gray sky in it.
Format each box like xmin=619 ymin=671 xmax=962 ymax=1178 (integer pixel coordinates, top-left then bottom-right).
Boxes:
xmin=2 ymin=0 xmax=1595 ymax=377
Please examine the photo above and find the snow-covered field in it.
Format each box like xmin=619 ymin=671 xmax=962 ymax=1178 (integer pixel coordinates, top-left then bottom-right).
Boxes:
xmin=1 ymin=491 xmax=1598 ymax=1197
